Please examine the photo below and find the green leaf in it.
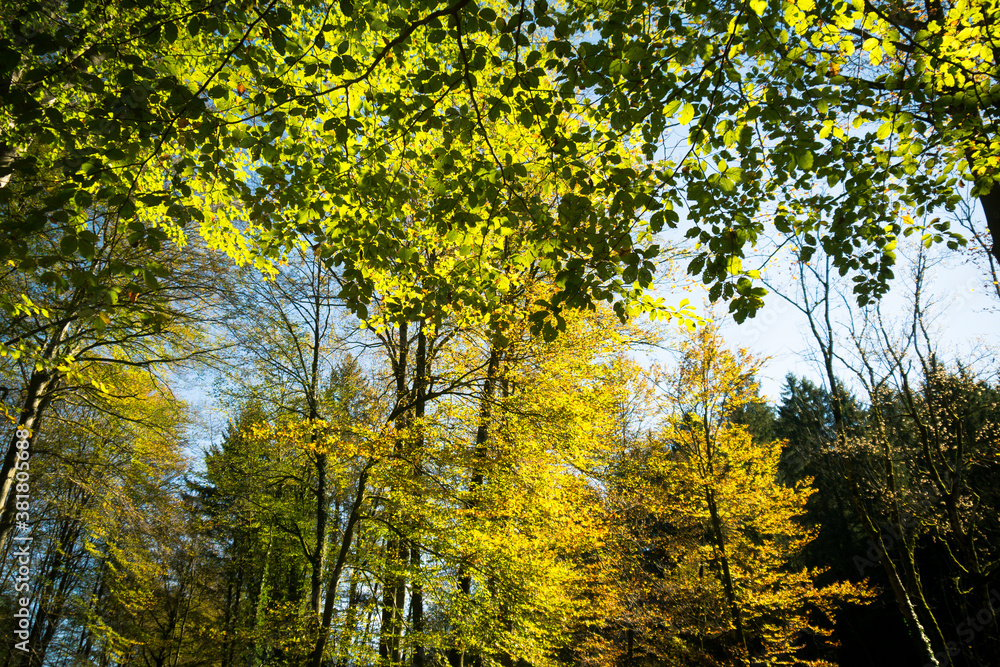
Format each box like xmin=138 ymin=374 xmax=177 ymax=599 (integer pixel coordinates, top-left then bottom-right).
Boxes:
xmin=868 ymin=44 xmax=883 ymax=66
xmin=163 ymin=21 xmax=179 ymax=44
xmin=60 ymin=235 xmax=77 ymax=255
xmin=796 ymin=149 xmax=814 ymax=170
xmin=679 ymin=103 xmax=695 ymax=125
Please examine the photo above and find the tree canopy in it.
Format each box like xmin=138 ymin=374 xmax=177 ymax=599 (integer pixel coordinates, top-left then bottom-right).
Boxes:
xmin=4 ymin=0 xmax=996 ymax=340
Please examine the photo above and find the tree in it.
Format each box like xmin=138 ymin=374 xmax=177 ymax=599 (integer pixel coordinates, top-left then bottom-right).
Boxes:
xmin=215 ymin=245 xmax=396 ymax=667
xmin=1 ymin=0 xmax=700 ymax=357
xmin=773 ymin=376 xmax=867 ymax=582
xmin=8 ymin=0 xmax=997 ymax=337
xmin=0 ymin=211 xmax=224 ymax=552
xmin=843 ymin=291 xmax=1000 ymax=667
xmin=0 ymin=0 xmax=235 ymax=348
xmin=544 ymin=0 xmax=999 ymax=318
xmin=600 ymin=326 xmax=867 ymax=666
xmin=761 ymin=234 xmax=1000 ymax=666
xmin=187 ymin=401 xmax=276 ymax=667
xmin=0 ymin=364 xmax=194 ymax=667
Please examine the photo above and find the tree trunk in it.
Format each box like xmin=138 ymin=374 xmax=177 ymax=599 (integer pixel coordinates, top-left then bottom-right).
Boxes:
xmin=705 ymin=488 xmax=747 ymax=658
xmin=978 ymin=171 xmax=1000 ymax=264
xmin=17 ymin=510 xmax=85 ymax=667
xmin=311 ymin=450 xmax=329 ymax=618
xmin=410 ymin=545 xmax=424 ymax=667
xmin=309 ymin=273 xmax=328 ymax=621
xmin=0 ymin=320 xmax=72 ymax=551
xmin=449 ymin=343 xmax=500 ymax=667
xmin=310 ymin=466 xmax=370 ymax=667
xmin=335 ymin=571 xmax=360 ymax=667
xmin=0 ymin=370 xmax=56 ymax=552
xmin=410 ymin=321 xmax=428 ymax=667
xmin=380 ymin=322 xmax=410 ymax=666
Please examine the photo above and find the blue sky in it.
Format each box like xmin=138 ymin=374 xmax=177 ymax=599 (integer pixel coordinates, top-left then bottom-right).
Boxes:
xmin=718 ymin=238 xmax=1000 ymax=402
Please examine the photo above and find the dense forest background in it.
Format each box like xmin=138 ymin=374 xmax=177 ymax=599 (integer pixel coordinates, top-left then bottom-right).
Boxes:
xmin=2 ymin=0 xmax=1000 ymax=666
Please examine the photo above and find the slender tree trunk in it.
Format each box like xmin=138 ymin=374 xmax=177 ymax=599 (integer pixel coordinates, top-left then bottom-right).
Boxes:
xmin=381 ymin=322 xmax=410 ymax=666
xmin=170 ymin=557 xmax=197 ymax=667
xmin=309 ymin=271 xmax=328 ymax=622
xmin=380 ymin=522 xmax=409 ymax=665
xmin=17 ymin=511 xmax=84 ymax=667
xmin=222 ymin=548 xmax=246 ymax=667
xmin=222 ymin=578 xmax=236 ymax=667
xmin=250 ymin=530 xmax=272 ymax=665
xmin=495 ymin=374 xmax=514 ymax=667
xmin=705 ymin=488 xmax=747 ymax=658
xmin=449 ymin=343 xmax=500 ymax=667
xmin=312 ymin=450 xmax=329 ymax=618
xmin=0 ymin=372 xmax=56 ymax=551
xmin=410 ymin=320 xmax=428 ymax=667
xmin=409 ymin=545 xmax=424 ymax=667
xmin=310 ymin=466 xmax=371 ymax=667
xmin=79 ymin=557 xmax=107 ymax=664
xmin=335 ymin=571 xmax=360 ymax=667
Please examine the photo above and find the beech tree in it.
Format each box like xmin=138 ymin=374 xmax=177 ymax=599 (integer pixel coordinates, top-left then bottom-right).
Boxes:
xmin=1 ymin=0 xmax=694 ymax=356
xmin=0 ymin=215 xmax=223 ymax=551
xmin=7 ymin=0 xmax=996 ymax=336
xmin=0 ymin=365 xmax=192 ymax=667
xmin=844 ymin=289 xmax=1000 ymax=667
xmin=549 ymin=0 xmax=1000 ymax=316
xmin=599 ymin=326 xmax=867 ymax=667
